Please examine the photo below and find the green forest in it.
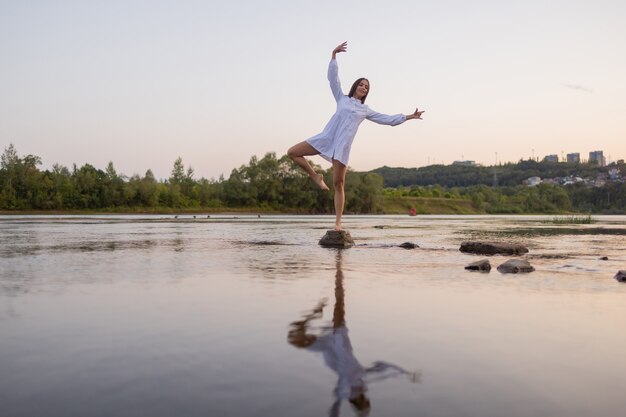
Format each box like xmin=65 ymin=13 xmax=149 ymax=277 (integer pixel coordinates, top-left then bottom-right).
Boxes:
xmin=1 ymin=144 xmax=625 ymax=214
xmin=373 ymin=160 xmax=624 ymax=188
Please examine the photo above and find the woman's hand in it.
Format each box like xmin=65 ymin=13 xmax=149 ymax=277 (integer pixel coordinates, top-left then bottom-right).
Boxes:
xmin=332 ymin=41 xmax=348 ymax=59
xmin=406 ymin=108 xmax=425 ymax=120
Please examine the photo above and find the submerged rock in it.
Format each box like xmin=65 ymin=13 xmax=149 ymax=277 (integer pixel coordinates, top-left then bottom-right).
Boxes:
xmin=465 ymin=259 xmax=491 ymax=272
xmin=460 ymin=241 xmax=529 ymax=255
xmin=615 ymin=270 xmax=626 ymax=283
xmin=497 ymin=259 xmax=535 ymax=274
xmin=398 ymin=242 xmax=419 ymax=249
xmin=319 ymin=230 xmax=354 ymax=248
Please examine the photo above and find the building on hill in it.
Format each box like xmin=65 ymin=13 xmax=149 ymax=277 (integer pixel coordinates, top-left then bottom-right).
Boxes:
xmin=562 ymin=176 xmax=585 ymax=185
xmin=589 ymin=150 xmax=606 ymax=166
xmin=543 ymin=154 xmax=559 ymax=163
xmin=526 ymin=176 xmax=542 ymax=186
xmin=452 ymin=160 xmax=476 ymax=166
xmin=567 ymin=152 xmax=580 ymax=163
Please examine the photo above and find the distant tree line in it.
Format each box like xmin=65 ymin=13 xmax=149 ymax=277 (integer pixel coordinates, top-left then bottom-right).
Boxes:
xmin=373 ymin=159 xmax=622 ymax=188
xmin=2 ymin=144 xmax=625 ymax=214
xmin=0 ymin=144 xmax=381 ymax=213
xmin=566 ymin=182 xmax=626 ymax=214
xmin=384 ymin=184 xmax=572 ymax=213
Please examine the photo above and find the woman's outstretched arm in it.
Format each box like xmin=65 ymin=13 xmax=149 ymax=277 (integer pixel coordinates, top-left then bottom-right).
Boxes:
xmin=366 ymin=107 xmax=425 ymax=126
xmin=405 ymin=108 xmax=425 ymax=120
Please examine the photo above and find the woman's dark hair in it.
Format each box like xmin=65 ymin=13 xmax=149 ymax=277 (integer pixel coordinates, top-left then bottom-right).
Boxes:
xmin=348 ymin=78 xmax=369 ymax=104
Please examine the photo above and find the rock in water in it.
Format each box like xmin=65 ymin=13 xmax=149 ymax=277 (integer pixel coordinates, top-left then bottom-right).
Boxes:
xmin=398 ymin=242 xmax=419 ymax=249
xmin=465 ymin=259 xmax=491 ymax=272
xmin=319 ymin=230 xmax=354 ymax=248
xmin=614 ymin=270 xmax=626 ymax=283
xmin=497 ymin=259 xmax=535 ymax=274
xmin=460 ymin=241 xmax=529 ymax=255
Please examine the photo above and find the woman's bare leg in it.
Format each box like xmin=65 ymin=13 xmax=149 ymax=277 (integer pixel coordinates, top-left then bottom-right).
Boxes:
xmin=332 ymin=159 xmax=347 ymax=231
xmin=287 ymin=141 xmax=329 ymax=191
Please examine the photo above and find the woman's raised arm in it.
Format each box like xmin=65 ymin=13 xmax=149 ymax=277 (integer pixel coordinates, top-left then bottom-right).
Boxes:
xmin=328 ymin=41 xmax=347 ymax=102
xmin=332 ymin=41 xmax=347 ymax=59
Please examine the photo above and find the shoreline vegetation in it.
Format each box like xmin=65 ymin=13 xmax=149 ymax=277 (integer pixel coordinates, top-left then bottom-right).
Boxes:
xmin=2 ymin=144 xmax=625 ymax=215
xmin=548 ymin=214 xmax=595 ymax=224
xmin=0 ymin=197 xmax=481 ymax=216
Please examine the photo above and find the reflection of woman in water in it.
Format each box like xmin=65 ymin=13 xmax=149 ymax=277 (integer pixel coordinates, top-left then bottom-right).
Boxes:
xmin=288 ymin=251 xmax=419 ymax=416
xmin=287 ymin=41 xmax=424 ymax=231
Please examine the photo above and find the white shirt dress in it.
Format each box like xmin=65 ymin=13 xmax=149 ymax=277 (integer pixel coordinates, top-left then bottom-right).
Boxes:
xmin=307 ymin=326 xmax=366 ymax=400
xmin=306 ymin=59 xmax=406 ymax=166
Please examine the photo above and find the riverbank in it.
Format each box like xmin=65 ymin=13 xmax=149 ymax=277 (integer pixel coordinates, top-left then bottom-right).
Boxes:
xmin=0 ymin=197 xmax=481 ymax=216
xmin=0 ymin=207 xmax=282 ymax=216
xmin=0 ymin=195 xmax=603 ymax=217
xmin=379 ymin=196 xmax=479 ymax=214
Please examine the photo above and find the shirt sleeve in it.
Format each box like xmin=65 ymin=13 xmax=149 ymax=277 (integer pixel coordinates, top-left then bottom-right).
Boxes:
xmin=328 ymin=59 xmax=343 ymax=102
xmin=366 ymin=107 xmax=406 ymax=126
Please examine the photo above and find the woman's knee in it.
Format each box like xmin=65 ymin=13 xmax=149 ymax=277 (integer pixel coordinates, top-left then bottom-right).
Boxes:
xmin=288 ymin=142 xmax=308 ymax=159
xmin=333 ymin=178 xmax=345 ymax=190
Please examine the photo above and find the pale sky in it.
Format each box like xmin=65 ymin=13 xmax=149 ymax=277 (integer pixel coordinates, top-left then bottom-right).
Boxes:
xmin=1 ymin=0 xmax=625 ymax=180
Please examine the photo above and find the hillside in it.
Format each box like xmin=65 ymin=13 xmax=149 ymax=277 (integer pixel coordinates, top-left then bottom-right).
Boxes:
xmin=371 ymin=160 xmax=622 ymax=188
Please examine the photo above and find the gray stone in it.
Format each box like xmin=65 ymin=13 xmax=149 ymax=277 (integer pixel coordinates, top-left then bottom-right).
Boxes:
xmin=319 ymin=230 xmax=354 ymax=248
xmin=497 ymin=259 xmax=535 ymax=274
xmin=460 ymin=241 xmax=529 ymax=256
xmin=615 ymin=270 xmax=626 ymax=283
xmin=465 ymin=259 xmax=491 ymax=272
xmin=398 ymin=242 xmax=419 ymax=249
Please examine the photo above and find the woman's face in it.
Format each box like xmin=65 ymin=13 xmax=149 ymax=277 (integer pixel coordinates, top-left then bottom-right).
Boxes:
xmin=353 ymin=79 xmax=369 ymax=100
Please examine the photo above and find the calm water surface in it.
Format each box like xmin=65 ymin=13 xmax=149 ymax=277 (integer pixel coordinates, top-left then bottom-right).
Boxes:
xmin=1 ymin=214 xmax=626 ymax=417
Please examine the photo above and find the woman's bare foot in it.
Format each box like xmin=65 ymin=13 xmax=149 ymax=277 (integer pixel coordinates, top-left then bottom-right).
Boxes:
xmin=311 ymin=174 xmax=329 ymax=191
xmin=334 ymin=223 xmax=342 ymax=231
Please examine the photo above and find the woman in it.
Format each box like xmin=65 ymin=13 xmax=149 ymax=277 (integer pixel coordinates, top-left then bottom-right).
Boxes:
xmin=288 ymin=41 xmax=424 ymax=231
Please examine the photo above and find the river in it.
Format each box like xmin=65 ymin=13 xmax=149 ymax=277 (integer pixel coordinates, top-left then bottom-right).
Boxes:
xmin=1 ymin=214 xmax=625 ymax=417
